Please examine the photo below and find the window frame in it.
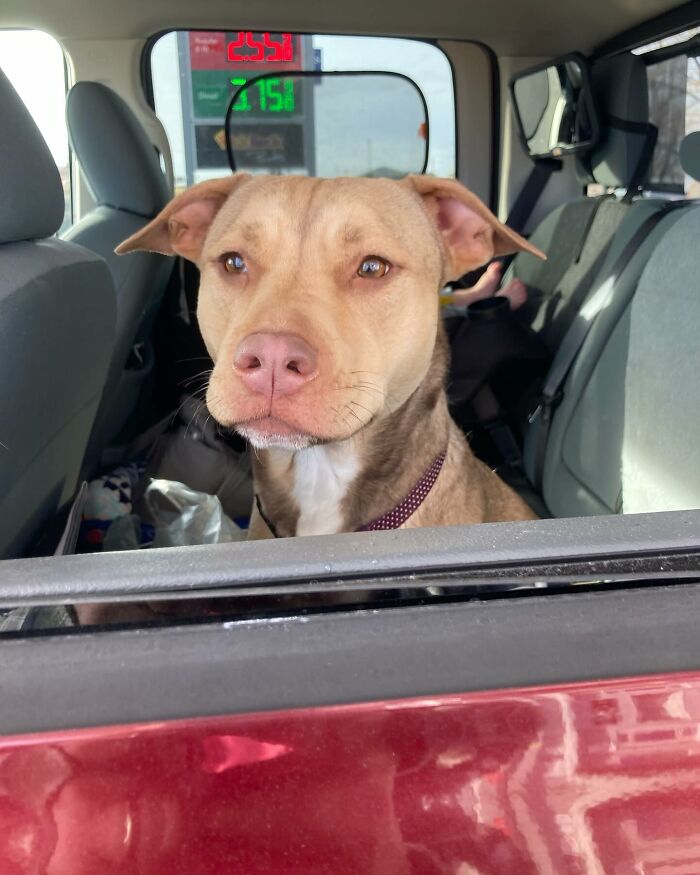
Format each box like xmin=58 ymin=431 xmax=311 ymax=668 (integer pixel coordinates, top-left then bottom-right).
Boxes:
xmin=3 ymin=21 xmax=700 ymax=738
xmin=141 ymin=27 xmax=459 ymax=186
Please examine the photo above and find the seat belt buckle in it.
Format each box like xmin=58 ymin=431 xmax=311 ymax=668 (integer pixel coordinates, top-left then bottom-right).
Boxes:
xmin=528 ymin=389 xmax=563 ymax=425
xmin=484 ymin=419 xmax=524 ymax=471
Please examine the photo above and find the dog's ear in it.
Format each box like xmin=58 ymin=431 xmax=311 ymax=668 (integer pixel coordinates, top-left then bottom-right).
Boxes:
xmin=115 ymin=174 xmax=250 ymax=262
xmin=406 ymin=175 xmax=545 ymax=281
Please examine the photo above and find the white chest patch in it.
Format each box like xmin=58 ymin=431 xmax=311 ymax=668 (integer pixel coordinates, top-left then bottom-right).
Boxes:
xmin=292 ymin=442 xmax=360 ymax=536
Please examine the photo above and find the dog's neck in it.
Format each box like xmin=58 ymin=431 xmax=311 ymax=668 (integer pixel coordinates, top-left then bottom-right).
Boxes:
xmin=251 ymin=327 xmax=451 ymax=537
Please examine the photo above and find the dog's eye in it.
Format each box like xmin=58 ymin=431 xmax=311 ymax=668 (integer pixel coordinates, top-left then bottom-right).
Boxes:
xmin=357 ymin=256 xmax=390 ymax=279
xmin=221 ymin=252 xmax=247 ymax=274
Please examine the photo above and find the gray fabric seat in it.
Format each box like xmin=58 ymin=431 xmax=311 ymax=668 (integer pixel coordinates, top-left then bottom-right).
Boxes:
xmin=63 ymin=81 xmax=174 ymax=460
xmin=0 ymin=69 xmax=116 ymax=559
xmin=506 ymin=54 xmax=653 ymax=355
xmin=537 ymin=131 xmax=700 ymax=518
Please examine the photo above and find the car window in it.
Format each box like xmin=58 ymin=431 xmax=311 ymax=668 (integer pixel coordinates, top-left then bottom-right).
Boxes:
xmin=0 ymin=30 xmax=72 ymax=232
xmin=634 ymin=27 xmax=700 ymax=194
xmin=149 ymin=31 xmax=456 ymax=192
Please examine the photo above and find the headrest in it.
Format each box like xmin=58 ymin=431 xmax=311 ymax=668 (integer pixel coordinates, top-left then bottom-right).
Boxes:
xmin=66 ymin=81 xmax=170 ymax=218
xmin=0 ymin=68 xmax=65 ymax=244
xmin=589 ymin=54 xmax=650 ymax=189
xmin=680 ymin=131 xmax=700 ymax=181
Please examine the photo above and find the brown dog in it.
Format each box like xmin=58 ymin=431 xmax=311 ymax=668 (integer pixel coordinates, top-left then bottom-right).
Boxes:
xmin=118 ymin=174 xmax=545 ymax=538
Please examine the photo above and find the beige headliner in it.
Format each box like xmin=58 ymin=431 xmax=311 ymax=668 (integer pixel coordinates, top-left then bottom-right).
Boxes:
xmin=0 ymin=0 xmax=683 ymax=55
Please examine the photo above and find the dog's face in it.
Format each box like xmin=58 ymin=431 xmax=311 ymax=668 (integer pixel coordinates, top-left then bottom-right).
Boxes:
xmin=118 ymin=174 xmax=542 ymax=449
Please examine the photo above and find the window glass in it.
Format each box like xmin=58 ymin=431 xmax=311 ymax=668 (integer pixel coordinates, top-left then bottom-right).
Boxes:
xmin=150 ymin=31 xmax=455 ymax=192
xmin=634 ymin=29 xmax=700 ymax=194
xmin=0 ymin=30 xmax=71 ymax=232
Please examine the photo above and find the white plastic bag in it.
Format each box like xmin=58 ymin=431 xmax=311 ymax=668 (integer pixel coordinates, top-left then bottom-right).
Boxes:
xmin=144 ymin=479 xmax=245 ymax=547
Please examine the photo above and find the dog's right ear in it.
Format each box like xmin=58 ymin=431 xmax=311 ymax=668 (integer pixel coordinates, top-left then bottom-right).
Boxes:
xmin=115 ymin=174 xmax=250 ymax=262
xmin=405 ymin=175 xmax=545 ymax=281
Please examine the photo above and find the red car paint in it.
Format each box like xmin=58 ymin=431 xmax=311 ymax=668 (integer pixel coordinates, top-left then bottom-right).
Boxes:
xmin=3 ymin=672 xmax=700 ymax=874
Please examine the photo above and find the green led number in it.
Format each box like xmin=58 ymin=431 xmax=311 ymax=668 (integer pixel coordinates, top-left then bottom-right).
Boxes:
xmin=231 ymin=77 xmax=296 ymax=113
xmin=255 ymin=79 xmax=268 ymax=111
xmin=231 ymin=78 xmax=250 ymax=112
xmin=282 ymin=79 xmax=295 ymax=112
xmin=268 ymin=79 xmax=283 ymax=111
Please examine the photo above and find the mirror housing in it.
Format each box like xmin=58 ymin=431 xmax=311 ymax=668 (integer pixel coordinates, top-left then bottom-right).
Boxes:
xmin=509 ymin=53 xmax=601 ymax=159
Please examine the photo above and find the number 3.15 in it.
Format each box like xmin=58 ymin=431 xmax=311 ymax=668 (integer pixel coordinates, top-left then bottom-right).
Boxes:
xmin=231 ymin=77 xmax=296 ymax=113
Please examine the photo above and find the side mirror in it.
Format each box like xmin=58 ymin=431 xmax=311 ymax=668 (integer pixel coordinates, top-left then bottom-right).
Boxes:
xmin=510 ymin=53 xmax=600 ymax=159
xmin=225 ymin=70 xmax=429 ymax=177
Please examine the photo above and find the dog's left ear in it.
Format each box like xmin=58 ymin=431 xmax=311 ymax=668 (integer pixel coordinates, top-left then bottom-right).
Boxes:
xmin=115 ymin=173 xmax=250 ymax=263
xmin=406 ymin=175 xmax=545 ymax=281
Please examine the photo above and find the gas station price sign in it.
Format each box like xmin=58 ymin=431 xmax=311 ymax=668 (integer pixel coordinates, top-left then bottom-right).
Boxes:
xmin=187 ymin=32 xmax=304 ymax=119
xmin=179 ymin=30 xmax=314 ymax=178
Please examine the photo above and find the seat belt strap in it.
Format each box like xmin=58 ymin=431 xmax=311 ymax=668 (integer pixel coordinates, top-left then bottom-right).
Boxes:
xmin=506 ymin=157 xmax=563 ymax=234
xmin=529 ymin=199 xmax=688 ymax=490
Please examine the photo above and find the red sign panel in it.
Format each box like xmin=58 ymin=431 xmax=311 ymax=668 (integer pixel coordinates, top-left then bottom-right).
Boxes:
xmin=188 ymin=32 xmax=226 ymax=70
xmin=189 ymin=31 xmax=303 ymax=71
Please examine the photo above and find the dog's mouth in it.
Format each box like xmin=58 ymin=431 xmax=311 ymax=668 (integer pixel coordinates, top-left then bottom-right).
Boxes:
xmin=207 ymin=374 xmax=380 ymax=449
xmin=235 ymin=415 xmax=323 ymax=450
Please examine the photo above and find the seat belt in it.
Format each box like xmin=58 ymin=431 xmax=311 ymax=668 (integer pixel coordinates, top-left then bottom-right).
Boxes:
xmin=506 ymin=157 xmax=563 ymax=234
xmin=528 ymin=199 xmax=689 ymax=490
xmin=496 ymin=157 xmax=563 ymax=276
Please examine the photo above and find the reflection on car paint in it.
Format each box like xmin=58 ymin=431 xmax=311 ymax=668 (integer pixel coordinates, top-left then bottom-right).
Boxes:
xmin=3 ymin=672 xmax=700 ymax=873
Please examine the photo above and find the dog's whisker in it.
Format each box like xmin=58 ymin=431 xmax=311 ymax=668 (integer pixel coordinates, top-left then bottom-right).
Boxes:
xmin=181 ymin=368 xmax=213 ymax=383
xmin=181 ymin=384 xmax=209 ymax=399
xmin=180 ymin=371 xmax=213 ymax=393
xmin=353 ymin=380 xmax=388 ymax=396
xmin=184 ymin=399 xmax=206 ymax=439
xmin=353 ymin=383 xmax=386 ymax=398
xmin=171 ymin=394 xmax=195 ymax=425
xmin=345 ymin=405 xmax=364 ymax=426
xmin=332 ymin=404 xmax=353 ymax=434
xmin=354 ymin=383 xmax=401 ymax=407
xmin=349 ymin=400 xmax=373 ymax=417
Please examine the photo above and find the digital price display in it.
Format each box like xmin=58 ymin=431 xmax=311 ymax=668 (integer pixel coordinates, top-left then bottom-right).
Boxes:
xmin=188 ymin=31 xmax=303 ymax=69
xmin=180 ymin=31 xmax=314 ymax=180
xmin=226 ymin=32 xmax=295 ymax=64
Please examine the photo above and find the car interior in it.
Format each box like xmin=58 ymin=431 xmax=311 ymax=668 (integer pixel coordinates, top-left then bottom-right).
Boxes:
xmin=1 ymin=0 xmax=699 ymax=626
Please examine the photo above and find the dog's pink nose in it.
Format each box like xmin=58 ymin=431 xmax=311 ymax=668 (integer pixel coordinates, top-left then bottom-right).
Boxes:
xmin=234 ymin=332 xmax=318 ymax=398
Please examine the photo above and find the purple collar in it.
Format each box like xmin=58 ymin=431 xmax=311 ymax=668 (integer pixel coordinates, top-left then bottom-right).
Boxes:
xmin=356 ymin=449 xmax=447 ymax=531
xmin=255 ymin=449 xmax=447 ymax=538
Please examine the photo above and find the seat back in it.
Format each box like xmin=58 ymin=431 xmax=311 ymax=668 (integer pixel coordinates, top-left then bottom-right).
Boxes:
xmin=540 ymin=132 xmax=700 ymax=517
xmin=506 ymin=54 xmax=653 ymax=354
xmin=64 ymin=81 xmax=173 ymax=457
xmin=0 ymin=69 xmax=116 ymax=558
